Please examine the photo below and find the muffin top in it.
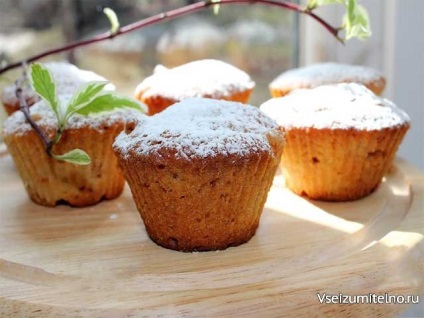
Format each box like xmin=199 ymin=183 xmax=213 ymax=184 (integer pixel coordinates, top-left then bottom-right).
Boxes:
xmin=2 ymin=62 xmax=115 ymax=106
xmin=114 ymin=98 xmax=282 ymax=161
xmin=2 ymin=96 xmax=144 ymax=136
xmin=260 ymin=83 xmax=410 ymax=130
xmin=135 ymin=59 xmax=255 ymax=101
xmin=270 ymin=62 xmax=383 ymax=90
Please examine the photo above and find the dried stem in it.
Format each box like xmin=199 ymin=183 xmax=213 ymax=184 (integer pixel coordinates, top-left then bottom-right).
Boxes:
xmin=0 ymin=0 xmax=341 ymax=75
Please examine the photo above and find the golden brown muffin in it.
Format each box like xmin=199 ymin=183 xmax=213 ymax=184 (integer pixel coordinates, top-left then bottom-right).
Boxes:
xmin=135 ymin=59 xmax=255 ymax=115
xmin=1 ymin=62 xmax=114 ymax=116
xmin=113 ymin=98 xmax=284 ymax=252
xmin=269 ymin=62 xmax=386 ymax=97
xmin=260 ymin=83 xmax=410 ymax=201
xmin=2 ymin=98 xmax=140 ymax=207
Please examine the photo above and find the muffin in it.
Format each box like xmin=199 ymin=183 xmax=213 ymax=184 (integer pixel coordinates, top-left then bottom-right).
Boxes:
xmin=269 ymin=62 xmax=386 ymax=97
xmin=2 ymin=97 xmax=141 ymax=207
xmin=135 ymin=59 xmax=255 ymax=115
xmin=260 ymin=83 xmax=410 ymax=201
xmin=113 ymin=98 xmax=284 ymax=252
xmin=1 ymin=62 xmax=115 ymax=115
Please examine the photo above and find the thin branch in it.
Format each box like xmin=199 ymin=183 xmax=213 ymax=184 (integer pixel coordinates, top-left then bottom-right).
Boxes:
xmin=0 ymin=0 xmax=341 ymax=75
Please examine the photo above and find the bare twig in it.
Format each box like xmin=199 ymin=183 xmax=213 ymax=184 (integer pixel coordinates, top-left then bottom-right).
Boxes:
xmin=0 ymin=0 xmax=342 ymax=75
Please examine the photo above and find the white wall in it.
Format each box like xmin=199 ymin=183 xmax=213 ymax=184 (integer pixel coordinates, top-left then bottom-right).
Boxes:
xmin=301 ymin=0 xmax=424 ymax=170
xmin=392 ymin=0 xmax=424 ymax=170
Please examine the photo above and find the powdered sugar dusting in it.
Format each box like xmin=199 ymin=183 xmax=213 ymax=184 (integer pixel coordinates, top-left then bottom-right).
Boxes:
xmin=135 ymin=59 xmax=255 ymax=101
xmin=260 ymin=83 xmax=410 ymax=131
xmin=3 ymin=96 xmax=144 ymax=136
xmin=2 ymin=62 xmax=115 ymax=106
xmin=114 ymin=98 xmax=281 ymax=160
xmin=270 ymin=62 xmax=383 ymax=90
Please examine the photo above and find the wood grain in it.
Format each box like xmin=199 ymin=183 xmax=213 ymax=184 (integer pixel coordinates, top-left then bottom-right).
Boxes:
xmin=0 ymin=149 xmax=423 ymax=317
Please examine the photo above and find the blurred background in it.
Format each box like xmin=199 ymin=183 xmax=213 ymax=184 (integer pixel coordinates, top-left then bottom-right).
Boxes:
xmin=0 ymin=0 xmax=422 ymax=171
xmin=0 ymin=0 xmax=297 ymax=105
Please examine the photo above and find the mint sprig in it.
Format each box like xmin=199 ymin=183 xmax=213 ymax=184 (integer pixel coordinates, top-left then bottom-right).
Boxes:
xmin=306 ymin=0 xmax=371 ymax=40
xmin=29 ymin=63 xmax=145 ymax=165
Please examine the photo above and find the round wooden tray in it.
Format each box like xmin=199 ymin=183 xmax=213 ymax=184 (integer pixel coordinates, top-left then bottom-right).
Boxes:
xmin=0 ymin=147 xmax=423 ymax=317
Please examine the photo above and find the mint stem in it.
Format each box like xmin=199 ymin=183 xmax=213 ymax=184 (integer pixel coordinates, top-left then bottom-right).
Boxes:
xmin=0 ymin=0 xmax=342 ymax=75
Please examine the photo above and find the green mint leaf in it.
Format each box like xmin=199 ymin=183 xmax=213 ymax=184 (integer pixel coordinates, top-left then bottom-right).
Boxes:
xmin=75 ymin=93 xmax=146 ymax=116
xmin=103 ymin=7 xmax=120 ymax=34
xmin=344 ymin=3 xmax=371 ymax=39
xmin=29 ymin=63 xmax=59 ymax=118
xmin=66 ymin=81 xmax=109 ymax=119
xmin=52 ymin=149 xmax=91 ymax=165
xmin=306 ymin=0 xmax=371 ymax=40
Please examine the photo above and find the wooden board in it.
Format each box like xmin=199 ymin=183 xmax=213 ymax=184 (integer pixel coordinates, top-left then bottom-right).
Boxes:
xmin=0 ymin=146 xmax=423 ymax=317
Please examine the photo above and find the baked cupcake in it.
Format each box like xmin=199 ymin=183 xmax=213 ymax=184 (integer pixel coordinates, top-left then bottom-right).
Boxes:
xmin=260 ymin=83 xmax=410 ymax=201
xmin=269 ymin=62 xmax=386 ymax=97
xmin=135 ymin=59 xmax=255 ymax=115
xmin=113 ymin=98 xmax=284 ymax=252
xmin=2 ymin=97 xmax=142 ymax=207
xmin=1 ymin=62 xmax=114 ymax=115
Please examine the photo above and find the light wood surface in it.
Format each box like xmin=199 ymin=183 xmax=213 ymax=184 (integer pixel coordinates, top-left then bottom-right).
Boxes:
xmin=0 ymin=147 xmax=423 ymax=317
